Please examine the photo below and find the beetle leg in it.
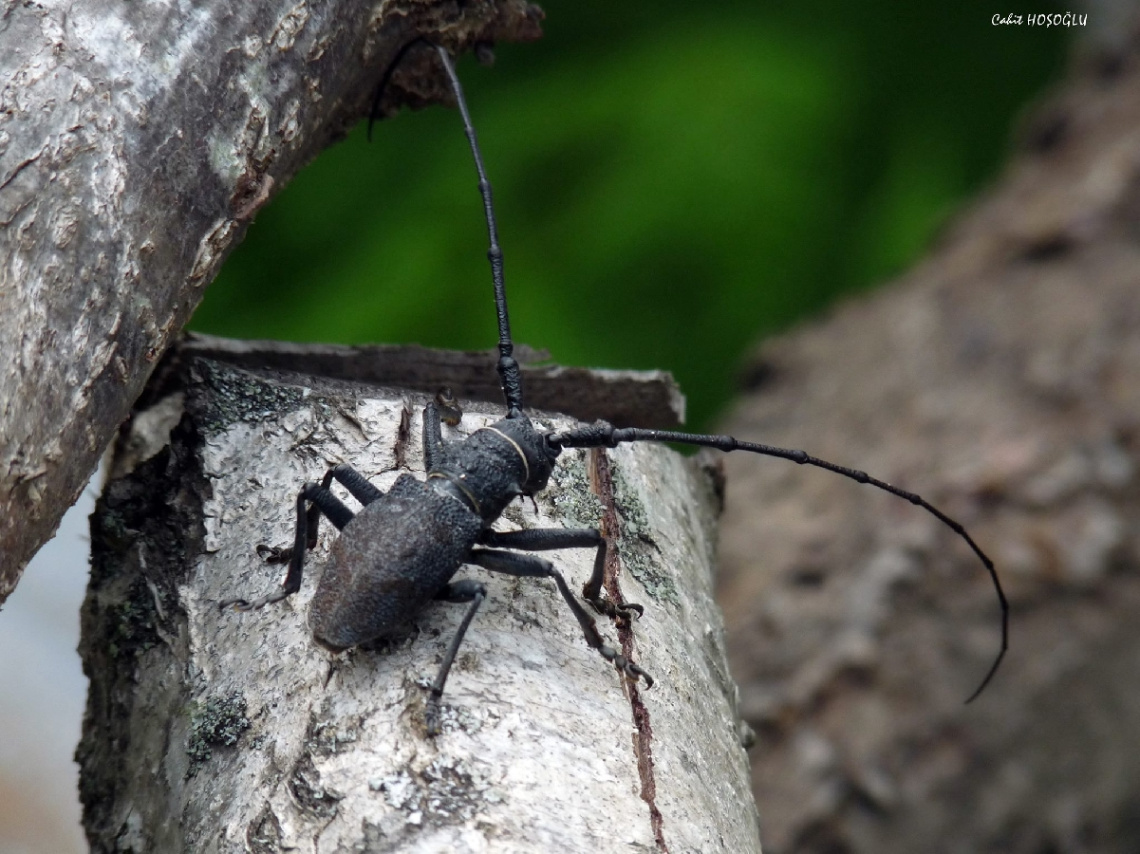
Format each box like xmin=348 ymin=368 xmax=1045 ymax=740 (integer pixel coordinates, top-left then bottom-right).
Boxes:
xmin=422 ymin=400 xmax=444 ymax=472
xmin=468 ymin=547 xmax=652 ymax=687
xmin=321 ymin=463 xmax=383 ymax=505
xmin=422 ymin=390 xmax=464 ymax=473
xmin=434 ymin=386 xmax=463 ymax=426
xmin=219 ymin=482 xmax=353 ymax=613
xmin=425 ymin=579 xmax=487 ymax=736
xmin=256 ymin=464 xmax=380 ymax=566
xmin=479 ymin=527 xmax=643 ymax=621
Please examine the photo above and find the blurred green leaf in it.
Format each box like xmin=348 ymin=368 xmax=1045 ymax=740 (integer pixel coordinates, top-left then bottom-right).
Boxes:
xmin=192 ymin=1 xmax=1067 ymax=428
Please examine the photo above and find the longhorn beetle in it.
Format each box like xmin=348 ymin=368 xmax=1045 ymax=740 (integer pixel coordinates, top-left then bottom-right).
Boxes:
xmin=221 ymin=44 xmax=1008 ymax=735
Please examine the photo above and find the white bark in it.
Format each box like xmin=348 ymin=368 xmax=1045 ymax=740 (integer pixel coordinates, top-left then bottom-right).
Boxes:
xmin=0 ymin=0 xmax=542 ymax=604
xmin=80 ymin=354 xmax=760 ymax=852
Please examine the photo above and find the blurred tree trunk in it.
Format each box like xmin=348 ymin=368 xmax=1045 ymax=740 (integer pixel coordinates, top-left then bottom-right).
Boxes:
xmin=717 ymin=21 xmax=1140 ymax=854
xmin=0 ymin=0 xmax=542 ymax=606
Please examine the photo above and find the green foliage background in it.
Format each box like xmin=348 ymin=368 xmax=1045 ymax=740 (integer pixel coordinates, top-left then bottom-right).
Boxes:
xmin=191 ymin=1 xmax=1068 ymax=429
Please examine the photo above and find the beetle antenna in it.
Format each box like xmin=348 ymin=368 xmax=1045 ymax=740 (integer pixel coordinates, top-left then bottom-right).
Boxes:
xmin=548 ymin=422 xmax=1008 ymax=702
xmin=436 ymin=45 xmax=525 ymax=417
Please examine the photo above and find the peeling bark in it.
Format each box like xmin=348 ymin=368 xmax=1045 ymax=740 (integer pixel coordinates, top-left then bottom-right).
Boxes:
xmin=79 ymin=353 xmax=761 ymax=852
xmin=175 ymin=331 xmax=687 ymax=430
xmin=0 ymin=0 xmax=543 ymax=605
xmin=717 ymin=30 xmax=1140 ymax=854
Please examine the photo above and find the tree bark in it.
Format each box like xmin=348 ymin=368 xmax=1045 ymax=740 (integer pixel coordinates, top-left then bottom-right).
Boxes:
xmin=0 ymin=0 xmax=543 ymax=606
xmin=717 ymin=27 xmax=1140 ymax=854
xmin=78 ymin=345 xmax=761 ymax=853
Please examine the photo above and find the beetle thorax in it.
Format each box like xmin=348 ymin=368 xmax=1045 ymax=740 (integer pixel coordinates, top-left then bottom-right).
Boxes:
xmin=427 ymin=414 xmax=556 ymax=522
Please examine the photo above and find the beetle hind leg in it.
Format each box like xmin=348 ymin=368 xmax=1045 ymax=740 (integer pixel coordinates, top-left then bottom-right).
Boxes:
xmin=425 ymin=579 xmax=487 ymax=736
xmin=218 ymin=482 xmax=354 ymax=613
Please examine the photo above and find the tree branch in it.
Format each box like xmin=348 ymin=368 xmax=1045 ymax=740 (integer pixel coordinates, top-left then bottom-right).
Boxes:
xmin=0 ymin=0 xmax=543 ymax=604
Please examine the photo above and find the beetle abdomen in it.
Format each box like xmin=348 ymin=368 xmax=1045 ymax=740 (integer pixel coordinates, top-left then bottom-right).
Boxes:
xmin=308 ymin=474 xmax=482 ymax=650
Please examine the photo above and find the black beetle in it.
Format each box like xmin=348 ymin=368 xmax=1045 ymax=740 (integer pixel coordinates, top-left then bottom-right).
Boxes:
xmin=222 ymin=45 xmax=1007 ymax=735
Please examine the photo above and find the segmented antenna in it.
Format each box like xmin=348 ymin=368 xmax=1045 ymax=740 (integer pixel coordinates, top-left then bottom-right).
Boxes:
xmin=549 ymin=422 xmax=1008 ymax=702
xmin=436 ymin=46 xmax=525 ymax=417
xmin=433 ymin=45 xmax=1006 ymax=702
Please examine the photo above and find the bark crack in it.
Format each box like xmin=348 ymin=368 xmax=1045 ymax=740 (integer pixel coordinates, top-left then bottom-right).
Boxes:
xmin=0 ymin=150 xmax=41 ymax=192
xmin=588 ymin=447 xmax=668 ymax=853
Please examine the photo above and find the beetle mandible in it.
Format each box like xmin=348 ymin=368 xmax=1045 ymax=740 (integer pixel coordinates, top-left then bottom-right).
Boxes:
xmin=221 ymin=45 xmax=1008 ymax=735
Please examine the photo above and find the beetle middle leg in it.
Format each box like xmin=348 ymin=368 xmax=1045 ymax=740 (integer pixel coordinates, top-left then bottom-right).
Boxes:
xmin=468 ymin=547 xmax=653 ymax=687
xmin=479 ymin=528 xmax=644 ymax=622
xmin=219 ymin=479 xmax=355 ymax=612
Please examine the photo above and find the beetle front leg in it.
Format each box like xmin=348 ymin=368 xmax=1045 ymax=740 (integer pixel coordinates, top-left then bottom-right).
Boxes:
xmin=468 ymin=547 xmax=652 ymax=687
xmin=479 ymin=528 xmax=643 ymax=622
xmin=423 ymin=388 xmax=464 ymax=472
